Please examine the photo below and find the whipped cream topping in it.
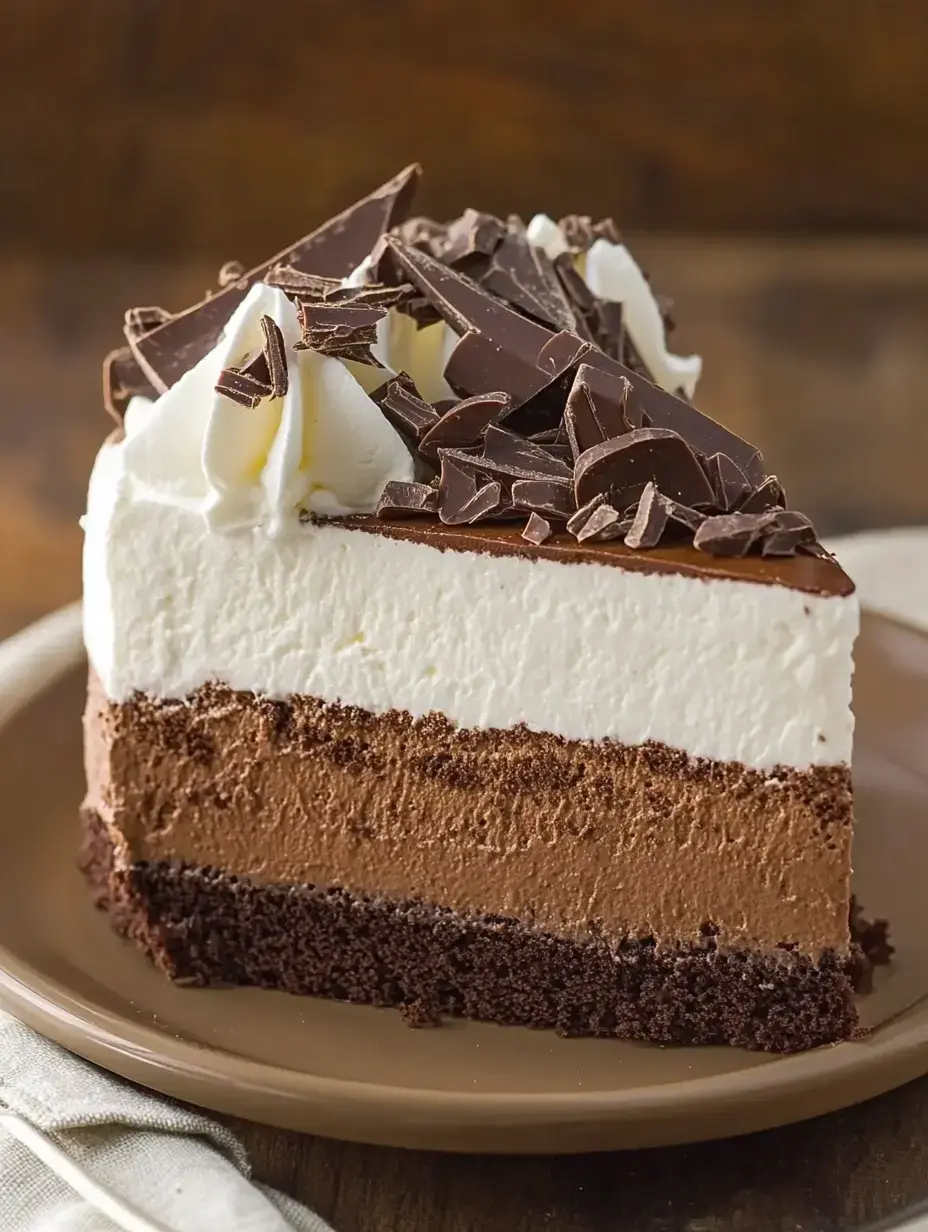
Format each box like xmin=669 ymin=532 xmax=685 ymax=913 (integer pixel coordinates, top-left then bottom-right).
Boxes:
xmin=82 ymin=492 xmax=857 ymax=770
xmin=117 ymin=282 xmax=414 ymax=536
xmin=526 ymin=215 xmax=702 ymax=398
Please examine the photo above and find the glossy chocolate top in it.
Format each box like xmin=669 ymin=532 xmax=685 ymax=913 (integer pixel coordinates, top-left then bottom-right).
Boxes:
xmin=348 ymin=516 xmax=854 ymax=597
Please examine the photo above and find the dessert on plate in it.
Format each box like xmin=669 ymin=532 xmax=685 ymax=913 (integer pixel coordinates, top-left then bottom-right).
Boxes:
xmin=81 ymin=164 xmax=883 ymax=1053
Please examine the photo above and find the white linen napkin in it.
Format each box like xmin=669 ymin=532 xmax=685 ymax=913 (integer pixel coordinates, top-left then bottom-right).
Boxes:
xmin=0 ymin=1011 xmax=331 ymax=1231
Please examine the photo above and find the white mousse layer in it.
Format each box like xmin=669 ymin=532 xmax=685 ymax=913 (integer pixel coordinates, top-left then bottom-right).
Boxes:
xmin=84 ymin=437 xmax=857 ymax=771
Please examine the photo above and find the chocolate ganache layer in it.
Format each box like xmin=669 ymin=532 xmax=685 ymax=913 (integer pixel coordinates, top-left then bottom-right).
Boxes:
xmin=84 ymin=672 xmax=853 ymax=955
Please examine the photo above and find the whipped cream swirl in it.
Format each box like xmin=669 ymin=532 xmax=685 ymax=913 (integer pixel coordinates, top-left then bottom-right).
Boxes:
xmin=116 ymin=282 xmax=414 ymax=536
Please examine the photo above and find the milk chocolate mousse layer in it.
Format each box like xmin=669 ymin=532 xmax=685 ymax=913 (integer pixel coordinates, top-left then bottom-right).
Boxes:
xmin=84 ymin=672 xmax=852 ymax=955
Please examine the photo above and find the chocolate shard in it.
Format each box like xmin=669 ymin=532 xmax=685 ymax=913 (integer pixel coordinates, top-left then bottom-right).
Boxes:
xmin=295 ymin=300 xmax=386 ymax=365
xmin=438 ymin=452 xmax=504 ymax=526
xmin=259 ymin=315 xmax=288 ymax=398
xmin=624 ymin=482 xmax=669 ymax=549
xmin=440 ymin=209 xmax=507 ymax=266
xmin=376 ymin=375 xmax=439 ymax=442
xmin=660 ymin=496 xmax=706 ymax=534
xmin=266 ymin=266 xmax=343 ymax=297
xmin=418 ymin=392 xmax=511 ymax=460
xmin=510 ymin=477 xmax=575 ymax=520
xmin=693 ymin=511 xmax=780 ymax=557
xmin=217 ymin=260 xmax=246 ymax=289
xmin=131 ymin=165 xmax=421 ymax=393
xmin=215 ymin=367 xmax=272 ymax=409
xmin=456 ymin=480 xmax=506 ymax=524
xmin=558 ymin=214 xmax=621 ymax=251
xmin=535 ymin=331 xmax=593 ymax=381
xmin=760 ymin=509 xmax=817 ymax=556
xmin=215 ymin=313 xmax=288 ymax=407
xmin=443 ymin=329 xmax=549 ymax=408
xmin=574 ymin=426 xmax=715 ymax=512
xmin=566 ymin=492 xmax=607 ymax=537
xmin=386 ymin=237 xmax=551 ymax=364
xmin=102 ymin=346 xmax=158 ymax=425
xmin=375 ymin=480 xmax=439 ymax=518
xmin=704 ymin=452 xmax=751 ymax=512
xmin=564 ymin=364 xmax=632 ymax=458
xmin=738 ymin=475 xmax=787 ymax=514
xmin=576 ymin=348 xmax=764 ymax=481
xmin=521 ymin=512 xmax=552 ymax=545
xmin=438 ymin=452 xmax=479 ymax=524
xmin=481 ymin=424 xmax=572 ymax=480
xmin=481 ymin=222 xmax=577 ymax=332
xmin=498 ymin=331 xmax=595 ymax=438
xmin=575 ymin=503 xmax=626 ymax=542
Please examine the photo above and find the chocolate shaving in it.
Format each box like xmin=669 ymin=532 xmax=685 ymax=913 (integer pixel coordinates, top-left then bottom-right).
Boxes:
xmin=575 ymin=503 xmax=626 ymax=542
xmin=215 ymin=368 xmax=271 ymax=409
xmin=215 ymin=314 xmax=288 ymax=407
xmin=510 ymin=478 xmax=575 ymax=520
xmin=217 ymin=260 xmax=246 ymax=289
xmin=259 ymin=315 xmax=288 ymax=397
xmin=376 ymin=376 xmax=439 ymax=442
xmin=375 ymin=481 xmax=439 ymax=518
xmin=481 ymin=424 xmax=572 ymax=480
xmin=439 ymin=453 xmax=504 ymax=525
xmin=566 ymin=492 xmax=607 ymax=537
xmin=295 ymin=301 xmax=386 ymax=365
xmin=266 ymin=266 xmax=343 ymax=296
xmin=419 ymin=392 xmax=511 ymax=460
xmin=624 ymin=483 xmax=669 ymax=549
xmin=693 ymin=511 xmax=780 ymax=557
xmin=738 ymin=475 xmax=787 ymax=514
xmin=704 ymin=452 xmax=752 ymax=512
xmin=574 ymin=427 xmax=714 ymax=511
xmin=521 ymin=512 xmax=552 ymax=545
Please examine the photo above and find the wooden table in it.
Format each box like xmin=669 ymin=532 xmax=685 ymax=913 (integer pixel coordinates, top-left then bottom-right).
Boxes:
xmin=2 ymin=243 xmax=928 ymax=1230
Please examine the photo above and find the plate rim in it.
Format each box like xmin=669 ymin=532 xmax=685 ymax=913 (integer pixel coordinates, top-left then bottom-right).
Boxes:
xmin=1 ymin=602 xmax=927 ymax=1151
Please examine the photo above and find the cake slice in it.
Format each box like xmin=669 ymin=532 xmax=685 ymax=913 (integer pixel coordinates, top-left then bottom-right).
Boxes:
xmin=81 ymin=166 xmax=867 ymax=1052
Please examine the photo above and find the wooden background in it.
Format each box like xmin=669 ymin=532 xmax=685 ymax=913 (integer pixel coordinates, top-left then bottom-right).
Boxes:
xmin=3 ymin=4 xmax=928 ymax=1229
xmin=2 ymin=0 xmax=928 ymax=259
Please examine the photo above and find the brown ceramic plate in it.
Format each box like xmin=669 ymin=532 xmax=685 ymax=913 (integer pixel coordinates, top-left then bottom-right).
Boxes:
xmin=0 ymin=604 xmax=927 ymax=1154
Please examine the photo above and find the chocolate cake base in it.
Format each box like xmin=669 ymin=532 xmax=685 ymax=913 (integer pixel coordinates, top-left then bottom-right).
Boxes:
xmin=80 ymin=808 xmax=858 ymax=1053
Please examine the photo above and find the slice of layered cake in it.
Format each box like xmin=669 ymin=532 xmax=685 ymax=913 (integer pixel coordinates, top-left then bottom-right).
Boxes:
xmin=81 ymin=164 xmax=872 ymax=1052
